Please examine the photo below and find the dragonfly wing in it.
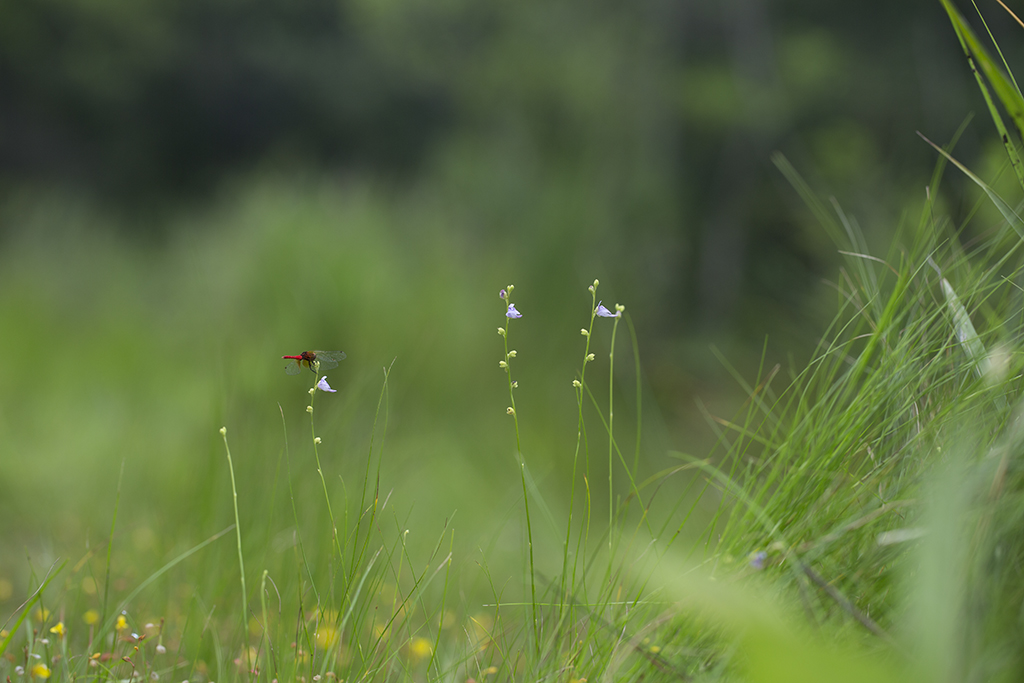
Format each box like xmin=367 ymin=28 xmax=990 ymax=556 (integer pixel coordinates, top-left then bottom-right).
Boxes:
xmin=285 ymin=360 xmax=302 ymax=375
xmin=314 ymin=350 xmax=346 ymax=370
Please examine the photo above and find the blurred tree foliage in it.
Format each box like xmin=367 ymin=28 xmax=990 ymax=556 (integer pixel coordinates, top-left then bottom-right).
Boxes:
xmin=0 ymin=0 xmax=1012 ymax=340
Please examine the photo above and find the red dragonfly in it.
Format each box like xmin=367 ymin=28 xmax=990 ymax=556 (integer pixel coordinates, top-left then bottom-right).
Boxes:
xmin=282 ymin=350 xmax=346 ymax=375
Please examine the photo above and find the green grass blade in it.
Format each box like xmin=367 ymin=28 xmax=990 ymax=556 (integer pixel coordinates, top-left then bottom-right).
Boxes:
xmin=940 ymin=0 xmax=1024 ymax=192
xmin=919 ymin=131 xmax=1024 ymax=237
xmin=0 ymin=561 xmax=64 ymax=659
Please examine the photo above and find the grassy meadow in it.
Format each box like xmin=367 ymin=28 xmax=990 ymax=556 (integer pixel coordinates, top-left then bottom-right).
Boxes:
xmin=6 ymin=2 xmax=1024 ymax=681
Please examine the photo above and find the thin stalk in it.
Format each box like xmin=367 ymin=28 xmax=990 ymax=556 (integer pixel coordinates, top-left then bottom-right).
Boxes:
xmin=608 ymin=309 xmax=621 ymax=548
xmin=219 ymin=427 xmax=250 ymax=678
xmin=499 ymin=286 xmax=538 ymax=650
xmin=101 ymin=459 xmax=124 ymax=628
xmin=308 ymin=366 xmax=344 ymax=565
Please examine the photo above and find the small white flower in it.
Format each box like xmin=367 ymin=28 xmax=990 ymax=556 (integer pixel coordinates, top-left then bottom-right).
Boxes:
xmin=316 ymin=376 xmax=337 ymax=393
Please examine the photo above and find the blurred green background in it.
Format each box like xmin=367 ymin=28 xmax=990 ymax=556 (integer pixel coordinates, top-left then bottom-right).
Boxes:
xmin=0 ymin=0 xmax=1013 ymax=608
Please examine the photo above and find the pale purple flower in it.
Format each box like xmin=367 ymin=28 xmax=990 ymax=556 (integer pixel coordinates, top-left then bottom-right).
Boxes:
xmin=750 ymin=551 xmax=767 ymax=570
xmin=506 ymin=304 xmax=522 ymax=319
xmin=499 ymin=289 xmax=507 ymax=300
xmin=316 ymin=376 xmax=337 ymax=393
xmin=595 ymin=301 xmax=620 ymax=318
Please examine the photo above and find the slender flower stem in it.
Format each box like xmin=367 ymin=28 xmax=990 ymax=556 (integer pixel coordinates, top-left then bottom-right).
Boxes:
xmin=608 ymin=313 xmax=621 ymax=548
xmin=500 ymin=287 xmax=538 ymax=649
xmin=219 ymin=427 xmax=250 ymax=677
xmin=309 ymin=364 xmax=344 ymax=565
xmin=563 ymin=283 xmax=598 ymax=606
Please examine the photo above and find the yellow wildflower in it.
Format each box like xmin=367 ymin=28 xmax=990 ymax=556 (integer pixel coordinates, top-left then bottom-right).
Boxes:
xmin=49 ymin=622 xmax=66 ymax=638
xmin=83 ymin=610 xmax=100 ymax=626
xmin=115 ymin=615 xmax=128 ymax=631
xmin=31 ymin=664 xmax=51 ymax=678
xmin=315 ymin=626 xmax=339 ymax=649
xmin=406 ymin=637 xmax=432 ymax=662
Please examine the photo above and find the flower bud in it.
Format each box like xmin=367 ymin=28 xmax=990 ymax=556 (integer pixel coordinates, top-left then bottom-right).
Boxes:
xmin=506 ymin=407 xmax=515 ymax=415
xmin=499 ymin=360 xmax=508 ymax=368
xmin=219 ymin=427 xmax=227 ymax=436
xmin=306 ymin=406 xmax=314 ymax=413
xmin=508 ymin=350 xmax=517 ymax=358
xmin=581 ymin=329 xmax=589 ymax=336
xmin=498 ymin=327 xmax=506 ymax=336
xmin=586 ymin=353 xmax=595 ymax=362
xmin=314 ymin=437 xmax=322 ymax=444
xmin=572 ymin=379 xmax=581 ymax=388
